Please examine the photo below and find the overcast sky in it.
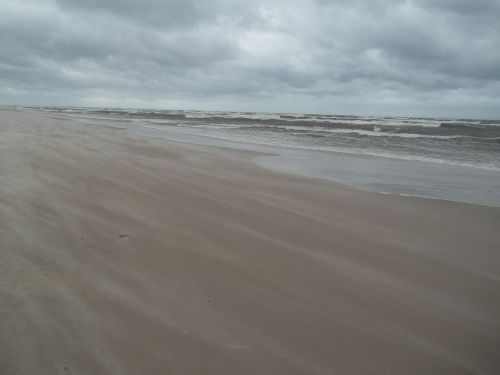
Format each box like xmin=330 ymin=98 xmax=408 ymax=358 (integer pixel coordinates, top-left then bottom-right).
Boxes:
xmin=1 ymin=0 xmax=499 ymax=118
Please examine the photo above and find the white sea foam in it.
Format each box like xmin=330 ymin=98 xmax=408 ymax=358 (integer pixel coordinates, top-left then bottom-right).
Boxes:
xmin=276 ymin=126 xmax=466 ymax=139
xmin=180 ymin=110 xmax=461 ymax=127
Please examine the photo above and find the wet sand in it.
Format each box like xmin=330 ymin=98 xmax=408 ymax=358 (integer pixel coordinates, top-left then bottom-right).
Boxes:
xmin=1 ymin=110 xmax=499 ymax=374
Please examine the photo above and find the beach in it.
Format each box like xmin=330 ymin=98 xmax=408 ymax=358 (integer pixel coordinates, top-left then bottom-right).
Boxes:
xmin=1 ymin=109 xmax=499 ymax=374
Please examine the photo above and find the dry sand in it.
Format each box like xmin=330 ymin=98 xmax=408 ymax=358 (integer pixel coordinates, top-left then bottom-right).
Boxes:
xmin=1 ymin=110 xmax=499 ymax=374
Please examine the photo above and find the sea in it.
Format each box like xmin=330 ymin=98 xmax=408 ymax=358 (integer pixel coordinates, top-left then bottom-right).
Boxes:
xmin=8 ymin=106 xmax=500 ymax=206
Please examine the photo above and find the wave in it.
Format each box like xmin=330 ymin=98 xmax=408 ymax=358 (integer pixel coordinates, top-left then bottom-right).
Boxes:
xmin=23 ymin=106 xmax=499 ymax=134
xmin=25 ymin=106 xmax=500 ymax=140
xmin=184 ymin=122 xmax=498 ymax=141
xmin=274 ymin=126 xmax=468 ymax=139
xmin=139 ymin=118 xmax=500 ymax=141
xmin=440 ymin=122 xmax=486 ymax=129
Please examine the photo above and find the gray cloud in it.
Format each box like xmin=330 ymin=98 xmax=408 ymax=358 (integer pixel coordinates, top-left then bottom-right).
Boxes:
xmin=1 ymin=0 xmax=499 ymax=118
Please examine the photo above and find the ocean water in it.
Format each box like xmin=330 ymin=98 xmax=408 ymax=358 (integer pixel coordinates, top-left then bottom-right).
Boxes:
xmin=19 ymin=106 xmax=500 ymax=172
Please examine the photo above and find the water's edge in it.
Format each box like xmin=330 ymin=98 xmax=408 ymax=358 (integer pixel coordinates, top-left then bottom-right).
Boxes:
xmin=126 ymin=119 xmax=500 ymax=207
xmin=4 ymin=108 xmax=499 ymax=207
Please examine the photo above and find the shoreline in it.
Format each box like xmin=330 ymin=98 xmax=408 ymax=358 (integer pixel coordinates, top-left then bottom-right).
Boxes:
xmin=26 ymin=108 xmax=500 ymax=207
xmin=1 ymin=110 xmax=500 ymax=374
xmin=7 ymin=106 xmax=499 ymax=208
xmin=131 ymin=118 xmax=500 ymax=207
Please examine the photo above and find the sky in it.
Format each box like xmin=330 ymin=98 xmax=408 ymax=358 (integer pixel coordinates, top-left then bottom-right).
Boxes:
xmin=1 ymin=0 xmax=499 ymax=118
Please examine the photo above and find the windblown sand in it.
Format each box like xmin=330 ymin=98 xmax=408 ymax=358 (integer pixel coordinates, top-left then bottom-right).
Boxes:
xmin=1 ymin=110 xmax=499 ymax=374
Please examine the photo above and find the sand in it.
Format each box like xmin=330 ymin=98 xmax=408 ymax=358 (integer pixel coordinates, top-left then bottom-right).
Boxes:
xmin=1 ymin=110 xmax=499 ymax=374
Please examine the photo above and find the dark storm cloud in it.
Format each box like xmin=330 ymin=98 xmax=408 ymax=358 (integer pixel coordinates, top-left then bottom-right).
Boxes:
xmin=56 ymin=0 xmax=261 ymax=29
xmin=1 ymin=0 xmax=499 ymax=117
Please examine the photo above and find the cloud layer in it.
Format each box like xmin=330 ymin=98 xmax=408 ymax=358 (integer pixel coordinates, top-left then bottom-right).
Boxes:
xmin=1 ymin=0 xmax=499 ymax=117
